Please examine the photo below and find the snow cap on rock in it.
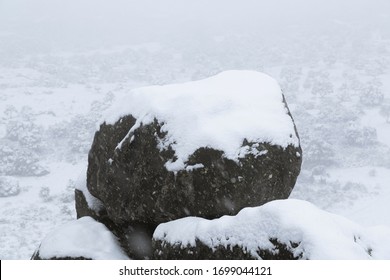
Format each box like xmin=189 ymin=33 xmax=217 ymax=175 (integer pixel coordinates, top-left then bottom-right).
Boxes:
xmin=36 ymin=217 xmax=129 ymax=260
xmin=103 ymin=70 xmax=299 ymax=171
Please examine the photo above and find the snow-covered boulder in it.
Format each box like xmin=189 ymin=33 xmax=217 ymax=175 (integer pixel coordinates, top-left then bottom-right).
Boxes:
xmin=86 ymin=70 xmax=302 ymax=227
xmin=31 ymin=217 xmax=129 ymax=260
xmin=153 ymin=199 xmax=387 ymax=260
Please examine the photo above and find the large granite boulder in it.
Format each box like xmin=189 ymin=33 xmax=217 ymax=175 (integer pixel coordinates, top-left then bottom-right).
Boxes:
xmin=152 ymin=199 xmax=375 ymax=260
xmin=86 ymin=70 xmax=302 ymax=228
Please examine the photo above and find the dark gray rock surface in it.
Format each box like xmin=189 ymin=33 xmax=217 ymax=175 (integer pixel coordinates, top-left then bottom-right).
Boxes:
xmin=75 ymin=188 xmax=155 ymax=259
xmin=75 ymin=189 xmax=103 ymax=220
xmin=153 ymin=238 xmax=302 ymax=260
xmin=31 ymin=250 xmax=91 ymax=260
xmin=86 ymin=102 xmax=302 ymax=226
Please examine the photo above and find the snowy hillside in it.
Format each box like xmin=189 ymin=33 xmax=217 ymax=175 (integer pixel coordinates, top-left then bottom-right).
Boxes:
xmin=1 ymin=0 xmax=390 ymax=259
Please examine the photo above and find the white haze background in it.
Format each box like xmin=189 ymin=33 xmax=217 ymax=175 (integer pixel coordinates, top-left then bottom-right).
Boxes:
xmin=0 ymin=0 xmax=390 ymax=259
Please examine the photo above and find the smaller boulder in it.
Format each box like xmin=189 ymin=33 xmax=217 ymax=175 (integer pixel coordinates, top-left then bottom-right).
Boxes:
xmin=153 ymin=199 xmax=375 ymax=260
xmin=31 ymin=217 xmax=129 ymax=260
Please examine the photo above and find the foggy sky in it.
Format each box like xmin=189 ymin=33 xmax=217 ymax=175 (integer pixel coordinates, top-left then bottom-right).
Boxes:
xmin=0 ymin=0 xmax=389 ymax=51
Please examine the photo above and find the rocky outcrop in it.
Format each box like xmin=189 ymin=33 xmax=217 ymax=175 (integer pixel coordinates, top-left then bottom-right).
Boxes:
xmin=35 ymin=71 xmax=304 ymax=260
xmin=82 ymin=70 xmax=302 ymax=259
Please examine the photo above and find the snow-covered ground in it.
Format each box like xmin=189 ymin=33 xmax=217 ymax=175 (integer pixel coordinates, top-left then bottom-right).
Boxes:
xmin=1 ymin=0 xmax=390 ymax=259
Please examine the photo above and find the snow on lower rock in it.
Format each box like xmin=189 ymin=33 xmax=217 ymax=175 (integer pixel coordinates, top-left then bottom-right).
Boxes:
xmin=103 ymin=70 xmax=299 ymax=171
xmin=153 ymin=199 xmax=390 ymax=259
xmin=34 ymin=216 xmax=129 ymax=260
